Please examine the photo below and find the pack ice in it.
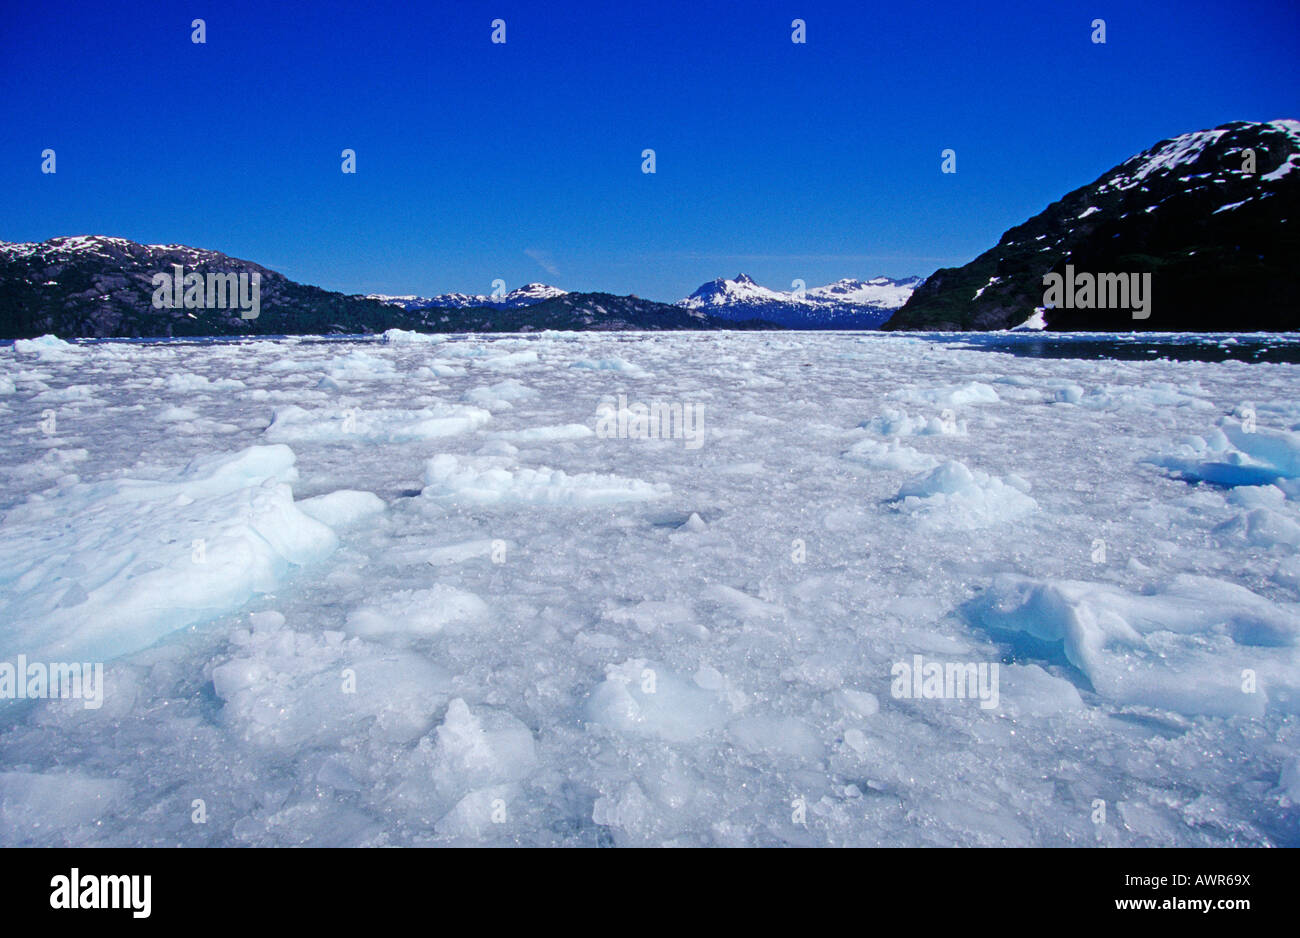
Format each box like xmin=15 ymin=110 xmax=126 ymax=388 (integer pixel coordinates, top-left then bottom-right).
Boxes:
xmin=2 ymin=331 xmax=1299 ymax=847
xmin=0 ymin=444 xmax=335 ymax=662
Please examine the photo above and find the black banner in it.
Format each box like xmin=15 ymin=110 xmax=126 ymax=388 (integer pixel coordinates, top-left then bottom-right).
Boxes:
xmin=0 ymin=847 xmax=1282 ymax=925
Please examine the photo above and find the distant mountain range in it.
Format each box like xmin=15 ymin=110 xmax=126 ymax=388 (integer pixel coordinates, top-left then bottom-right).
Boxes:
xmin=364 ymin=283 xmax=569 ymax=311
xmin=675 ymin=274 xmax=923 ymax=328
xmin=363 ymin=273 xmax=924 ymax=330
xmin=0 ymin=238 xmax=912 ymax=338
xmin=395 ymin=291 xmax=777 ymax=332
xmin=0 ymin=238 xmax=771 ymax=338
xmin=885 ymin=119 xmax=1300 ymax=331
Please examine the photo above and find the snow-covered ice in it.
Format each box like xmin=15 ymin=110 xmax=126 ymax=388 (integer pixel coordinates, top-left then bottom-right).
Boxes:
xmin=1 ymin=330 xmax=1299 ymax=847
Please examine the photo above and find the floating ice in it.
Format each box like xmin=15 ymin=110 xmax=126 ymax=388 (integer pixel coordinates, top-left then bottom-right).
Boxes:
xmin=891 ymin=381 xmax=1000 ymax=408
xmin=2 ymin=447 xmax=89 ymax=488
xmin=212 ymin=622 xmax=453 ymax=748
xmin=996 ymin=664 xmax=1086 ymax=717
xmin=32 ymin=384 xmax=98 ymax=403
xmin=3 ymin=331 xmax=1298 ymax=847
xmin=345 ymin=586 xmax=489 ymax=638
xmin=324 ymin=350 xmax=398 ymax=382
xmin=0 ymin=771 xmax=128 ymax=844
xmin=166 ymin=372 xmax=245 ymax=392
xmin=0 ymin=445 xmax=337 ymax=662
xmin=462 ymin=379 xmax=539 ymax=411
xmin=892 ymin=460 xmax=1037 ymax=529
xmin=860 ymin=408 xmax=965 ymax=437
xmin=426 ymin=539 xmax=500 ymax=565
xmin=11 ymin=334 xmax=78 ymax=361
xmin=158 ymin=405 xmax=199 ymax=422
xmin=584 ymin=659 xmax=732 ymax=742
xmin=844 ymin=437 xmax=941 ymax=472
xmin=382 ymin=329 xmax=446 ymax=345
xmin=1153 ymin=417 xmax=1300 ymax=486
xmin=429 ymin=698 xmax=538 ymax=800
xmin=264 ymin=404 xmax=490 ymax=443
xmin=1282 ymin=758 xmax=1300 ymax=802
xmin=493 ymin=424 xmax=594 ymax=443
xmin=1080 ymin=382 xmax=1214 ymax=411
xmin=296 ymin=489 xmax=386 ymax=528
xmin=570 ymin=357 xmax=649 ymax=377
xmin=478 ymin=350 xmax=539 ymax=371
xmin=422 ymin=453 xmax=669 ymax=506
xmin=965 ymin=573 xmax=1300 ymax=717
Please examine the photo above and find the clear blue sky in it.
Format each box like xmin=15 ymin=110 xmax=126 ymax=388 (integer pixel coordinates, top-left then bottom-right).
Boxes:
xmin=2 ymin=0 xmax=1297 ymax=302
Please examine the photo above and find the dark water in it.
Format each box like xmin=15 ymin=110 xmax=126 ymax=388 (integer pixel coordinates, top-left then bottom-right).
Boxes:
xmin=911 ymin=332 xmax=1300 ymax=364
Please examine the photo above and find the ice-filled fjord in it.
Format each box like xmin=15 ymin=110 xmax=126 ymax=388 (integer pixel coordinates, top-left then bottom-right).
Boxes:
xmin=1 ymin=331 xmax=1299 ymax=847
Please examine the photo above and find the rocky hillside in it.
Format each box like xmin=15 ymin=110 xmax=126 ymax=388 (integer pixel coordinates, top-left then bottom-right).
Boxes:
xmin=0 ymin=236 xmax=410 ymax=338
xmin=0 ymin=237 xmax=769 ymax=337
xmin=406 ymin=291 xmax=774 ymax=331
xmin=884 ymin=120 xmax=1300 ymax=332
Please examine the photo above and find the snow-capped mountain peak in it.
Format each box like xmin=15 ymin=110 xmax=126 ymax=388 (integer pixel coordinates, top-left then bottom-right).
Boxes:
xmin=677 ymin=273 xmax=922 ymax=329
xmin=509 ymin=283 xmax=568 ymax=301
xmin=0 ymin=235 xmax=226 ymax=267
xmin=365 ymin=283 xmax=569 ymax=311
xmin=680 ymin=273 xmax=792 ymax=310
xmin=805 ymin=276 xmax=923 ymax=307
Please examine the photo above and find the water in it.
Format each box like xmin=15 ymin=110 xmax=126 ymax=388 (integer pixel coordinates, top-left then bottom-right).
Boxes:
xmin=908 ymin=331 xmax=1300 ymax=364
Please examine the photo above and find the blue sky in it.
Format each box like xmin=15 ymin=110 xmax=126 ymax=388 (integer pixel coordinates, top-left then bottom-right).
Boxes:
xmin=2 ymin=0 xmax=1297 ymax=302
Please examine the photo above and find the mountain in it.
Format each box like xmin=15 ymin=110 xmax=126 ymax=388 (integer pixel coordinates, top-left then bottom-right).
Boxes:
xmin=0 ymin=237 xmax=774 ymax=337
xmin=401 ymin=291 xmax=778 ymax=332
xmin=678 ymin=273 xmax=923 ymax=328
xmin=364 ymin=283 xmax=568 ymax=310
xmin=0 ymin=236 xmax=410 ymax=338
xmin=884 ymin=119 xmax=1300 ymax=332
